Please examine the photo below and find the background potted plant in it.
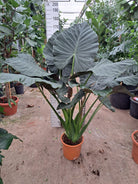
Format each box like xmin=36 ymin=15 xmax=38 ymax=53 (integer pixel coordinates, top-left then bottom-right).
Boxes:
xmin=130 ymin=96 xmax=138 ymax=119
xmin=0 ymin=22 xmax=138 ymax=160
xmin=0 ymin=0 xmax=47 ymax=115
xmin=131 ymin=130 xmax=138 ymax=164
xmin=86 ymin=0 xmax=138 ymax=110
xmin=14 ymin=82 xmax=24 ymax=95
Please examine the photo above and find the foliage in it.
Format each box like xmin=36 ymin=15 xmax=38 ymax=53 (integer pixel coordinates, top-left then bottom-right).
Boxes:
xmin=0 ymin=0 xmax=46 ymax=102
xmin=0 ymin=128 xmax=22 ymax=183
xmin=113 ymin=0 xmax=138 ymax=61
xmin=116 ymin=0 xmax=138 ymax=21
xmin=0 ymin=0 xmax=46 ymax=62
xmin=86 ymin=0 xmax=119 ymax=59
xmin=0 ymin=22 xmax=138 ymax=143
xmin=59 ymin=12 xmax=68 ymax=30
xmin=86 ymin=0 xmax=138 ymax=62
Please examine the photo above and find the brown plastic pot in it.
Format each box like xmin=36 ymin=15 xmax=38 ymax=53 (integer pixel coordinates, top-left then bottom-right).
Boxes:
xmin=0 ymin=96 xmax=19 ymax=116
xmin=131 ymin=130 xmax=138 ymax=164
xmin=60 ymin=133 xmax=84 ymax=160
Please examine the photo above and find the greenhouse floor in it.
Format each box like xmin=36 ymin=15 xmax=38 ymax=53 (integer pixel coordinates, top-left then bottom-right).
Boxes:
xmin=0 ymin=87 xmax=138 ymax=184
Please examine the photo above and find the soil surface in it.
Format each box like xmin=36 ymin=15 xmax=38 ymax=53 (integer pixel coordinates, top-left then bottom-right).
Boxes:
xmin=0 ymin=96 xmax=17 ymax=103
xmin=0 ymin=87 xmax=138 ymax=184
xmin=62 ymin=133 xmax=82 ymax=145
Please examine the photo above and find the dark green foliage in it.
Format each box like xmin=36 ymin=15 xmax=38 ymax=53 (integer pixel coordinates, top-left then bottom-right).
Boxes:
xmin=0 ymin=22 xmax=138 ymax=143
xmin=0 ymin=0 xmax=46 ymax=64
xmin=86 ymin=0 xmax=138 ymax=62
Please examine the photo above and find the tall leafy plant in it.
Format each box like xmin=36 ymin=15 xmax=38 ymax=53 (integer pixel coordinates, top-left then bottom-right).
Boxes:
xmin=111 ymin=0 xmax=138 ymax=61
xmin=86 ymin=0 xmax=119 ymax=60
xmin=0 ymin=0 xmax=46 ymax=102
xmin=0 ymin=22 xmax=138 ymax=143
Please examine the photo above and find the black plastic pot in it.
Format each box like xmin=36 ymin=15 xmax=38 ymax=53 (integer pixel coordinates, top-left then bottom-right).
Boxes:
xmin=10 ymin=82 xmax=14 ymax=88
xmin=110 ymin=93 xmax=130 ymax=109
xmin=110 ymin=85 xmax=137 ymax=110
xmin=0 ymin=88 xmax=3 ymax=97
xmin=130 ymin=97 xmax=138 ymax=119
xmin=14 ymin=83 xmax=24 ymax=94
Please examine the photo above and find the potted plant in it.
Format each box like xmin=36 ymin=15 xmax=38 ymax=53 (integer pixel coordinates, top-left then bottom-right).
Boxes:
xmin=0 ymin=65 xmax=19 ymax=116
xmin=110 ymin=84 xmax=137 ymax=110
xmin=0 ymin=0 xmax=47 ymax=115
xmin=0 ymin=22 xmax=138 ymax=160
xmin=14 ymin=82 xmax=24 ymax=95
xmin=0 ymin=128 xmax=22 ymax=183
xmin=130 ymin=96 xmax=138 ymax=119
xmin=131 ymin=130 xmax=138 ymax=164
xmin=0 ymin=84 xmax=3 ymax=98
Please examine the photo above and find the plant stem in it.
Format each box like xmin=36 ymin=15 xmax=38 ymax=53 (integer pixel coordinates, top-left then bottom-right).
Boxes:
xmin=38 ymin=86 xmax=65 ymax=125
xmin=71 ymin=54 xmax=75 ymax=75
xmin=85 ymin=102 xmax=103 ymax=129
xmin=79 ymin=101 xmax=103 ymax=136
xmin=80 ymin=96 xmax=99 ymax=125
xmin=84 ymin=72 xmax=92 ymax=86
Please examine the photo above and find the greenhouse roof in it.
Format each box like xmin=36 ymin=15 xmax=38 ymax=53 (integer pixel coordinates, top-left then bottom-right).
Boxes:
xmin=59 ymin=0 xmax=85 ymax=28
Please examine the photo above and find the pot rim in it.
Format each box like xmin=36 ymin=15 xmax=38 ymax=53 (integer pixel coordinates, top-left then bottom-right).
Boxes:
xmin=0 ymin=96 xmax=19 ymax=106
xmin=14 ymin=82 xmax=23 ymax=86
xmin=130 ymin=97 xmax=138 ymax=104
xmin=60 ymin=133 xmax=84 ymax=148
xmin=131 ymin=130 xmax=138 ymax=146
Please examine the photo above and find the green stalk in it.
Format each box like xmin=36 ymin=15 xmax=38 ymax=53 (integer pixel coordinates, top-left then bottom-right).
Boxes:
xmin=80 ymin=96 xmax=99 ymax=127
xmin=71 ymin=54 xmax=75 ymax=76
xmin=38 ymin=86 xmax=65 ymax=125
xmin=83 ymin=93 xmax=91 ymax=108
xmin=84 ymin=72 xmax=92 ymax=86
xmin=79 ymin=102 xmax=103 ymax=137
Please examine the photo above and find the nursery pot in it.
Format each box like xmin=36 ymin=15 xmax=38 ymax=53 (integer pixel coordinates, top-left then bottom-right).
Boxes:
xmin=131 ymin=130 xmax=138 ymax=164
xmin=110 ymin=85 xmax=137 ymax=109
xmin=60 ymin=133 xmax=84 ymax=160
xmin=110 ymin=93 xmax=130 ymax=109
xmin=130 ymin=97 xmax=138 ymax=119
xmin=14 ymin=83 xmax=24 ymax=94
xmin=0 ymin=96 xmax=19 ymax=116
xmin=0 ymin=88 xmax=3 ymax=97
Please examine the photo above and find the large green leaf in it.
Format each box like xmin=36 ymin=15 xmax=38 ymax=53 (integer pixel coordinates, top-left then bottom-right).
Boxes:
xmin=44 ymin=31 xmax=59 ymax=74
xmin=0 ymin=73 xmax=61 ymax=89
xmin=87 ymin=59 xmax=138 ymax=90
xmin=91 ymin=59 xmax=138 ymax=78
xmin=56 ymin=84 xmax=70 ymax=103
xmin=52 ymin=22 xmax=99 ymax=72
xmin=0 ymin=128 xmax=20 ymax=150
xmin=115 ymin=74 xmax=138 ymax=86
xmin=99 ymin=96 xmax=115 ymax=112
xmin=0 ymin=177 xmax=3 ymax=184
xmin=4 ymin=54 xmax=51 ymax=77
xmin=57 ymin=89 xmax=85 ymax=109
